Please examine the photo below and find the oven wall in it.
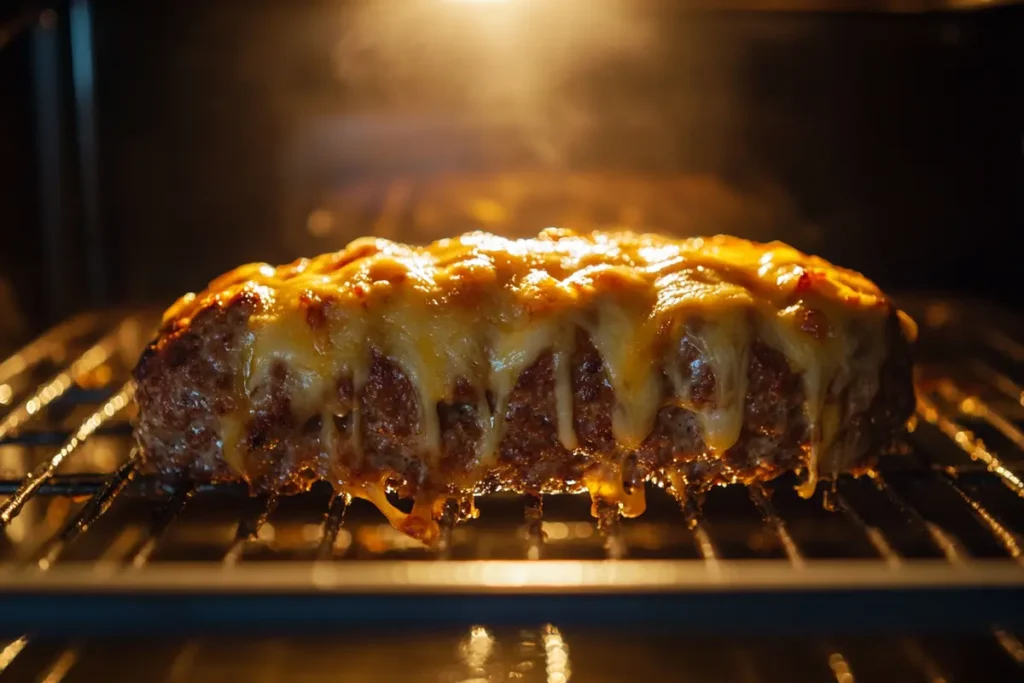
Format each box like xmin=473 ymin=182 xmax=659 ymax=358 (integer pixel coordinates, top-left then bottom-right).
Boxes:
xmin=0 ymin=10 xmax=42 ymax=353
xmin=4 ymin=1 xmax=1023 ymax=333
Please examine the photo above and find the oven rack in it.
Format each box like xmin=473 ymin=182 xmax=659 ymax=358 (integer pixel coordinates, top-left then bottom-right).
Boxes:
xmin=0 ymin=301 xmax=1022 ymax=642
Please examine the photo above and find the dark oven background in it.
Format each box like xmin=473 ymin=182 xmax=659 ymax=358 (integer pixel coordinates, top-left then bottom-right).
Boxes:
xmin=1 ymin=0 xmax=1022 ymax=344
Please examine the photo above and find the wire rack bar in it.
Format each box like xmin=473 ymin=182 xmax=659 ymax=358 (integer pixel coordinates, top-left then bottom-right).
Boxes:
xmin=0 ymin=318 xmax=136 ymax=443
xmin=0 ymin=314 xmax=100 ymax=386
xmin=681 ymin=487 xmax=719 ymax=563
xmin=939 ymin=476 xmax=1024 ymax=562
xmin=936 ymin=378 xmax=1024 ymax=454
xmin=982 ymin=329 xmax=1024 ymax=365
xmin=993 ymin=628 xmax=1024 ymax=666
xmin=223 ymin=495 xmax=279 ymax=567
xmin=316 ymin=493 xmax=350 ymax=561
xmin=165 ymin=640 xmax=202 ymax=683
xmin=595 ymin=498 xmax=627 ymax=560
xmin=900 ymin=637 xmax=949 ymax=683
xmin=524 ymin=494 xmax=544 ymax=561
xmin=749 ymin=484 xmax=805 ymax=568
xmin=869 ymin=472 xmax=969 ymax=563
xmin=35 ymin=644 xmax=80 ymax=683
xmin=33 ymin=452 xmax=141 ymax=571
xmin=0 ymin=382 xmax=134 ymax=527
xmin=916 ymin=394 xmax=1024 ymax=497
xmin=969 ymin=360 xmax=1024 ymax=406
xmin=833 ymin=485 xmax=902 ymax=567
xmin=435 ymin=499 xmax=459 ymax=561
xmin=130 ymin=484 xmax=196 ymax=569
xmin=0 ymin=636 xmax=28 ymax=675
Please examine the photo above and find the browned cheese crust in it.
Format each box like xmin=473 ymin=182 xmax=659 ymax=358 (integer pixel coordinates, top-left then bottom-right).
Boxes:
xmin=133 ymin=229 xmax=916 ymax=542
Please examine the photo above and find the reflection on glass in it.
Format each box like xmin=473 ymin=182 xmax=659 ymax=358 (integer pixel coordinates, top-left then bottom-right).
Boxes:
xmin=0 ymin=637 xmax=29 ymax=675
xmin=459 ymin=625 xmax=495 ymax=682
xmin=454 ymin=625 xmax=571 ymax=682
xmin=543 ymin=625 xmax=571 ymax=683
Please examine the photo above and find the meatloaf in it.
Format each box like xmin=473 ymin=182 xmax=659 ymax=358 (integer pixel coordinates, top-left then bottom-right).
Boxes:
xmin=133 ymin=228 xmax=916 ymax=542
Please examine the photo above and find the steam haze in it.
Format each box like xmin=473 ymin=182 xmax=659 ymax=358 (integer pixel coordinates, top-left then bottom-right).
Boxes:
xmin=320 ymin=0 xmax=812 ymax=243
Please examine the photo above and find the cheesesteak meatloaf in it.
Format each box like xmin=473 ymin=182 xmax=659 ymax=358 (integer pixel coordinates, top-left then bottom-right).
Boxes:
xmin=133 ymin=228 xmax=915 ymax=542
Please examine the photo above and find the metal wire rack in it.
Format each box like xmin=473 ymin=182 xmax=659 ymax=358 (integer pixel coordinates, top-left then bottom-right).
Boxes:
xmin=0 ymin=298 xmax=1023 ymax=680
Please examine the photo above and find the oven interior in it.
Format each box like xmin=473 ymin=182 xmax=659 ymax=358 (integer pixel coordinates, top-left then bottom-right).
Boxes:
xmin=1 ymin=0 xmax=1022 ymax=329
xmin=2 ymin=0 xmax=1024 ymax=681
xmin=1 ymin=298 xmax=1023 ymax=679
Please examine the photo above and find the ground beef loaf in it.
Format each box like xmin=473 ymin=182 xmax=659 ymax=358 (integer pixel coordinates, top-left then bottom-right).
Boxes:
xmin=132 ymin=229 xmax=916 ymax=537
xmin=134 ymin=294 xmax=913 ymax=495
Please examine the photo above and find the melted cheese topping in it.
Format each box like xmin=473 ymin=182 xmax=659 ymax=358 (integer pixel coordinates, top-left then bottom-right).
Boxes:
xmin=162 ymin=228 xmax=907 ymax=541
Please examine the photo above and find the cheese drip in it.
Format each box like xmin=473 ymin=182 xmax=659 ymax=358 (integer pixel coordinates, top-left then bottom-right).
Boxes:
xmin=584 ymin=302 xmax=661 ymax=451
xmin=760 ymin=303 xmax=879 ymax=498
xmin=688 ymin=312 xmax=751 ymax=453
xmin=552 ymin=331 xmax=578 ymax=453
xmin=164 ymin=228 xmax=902 ymax=540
